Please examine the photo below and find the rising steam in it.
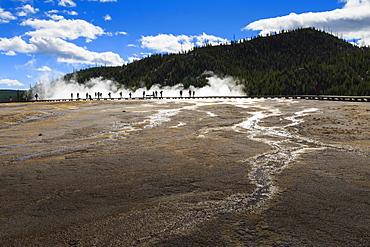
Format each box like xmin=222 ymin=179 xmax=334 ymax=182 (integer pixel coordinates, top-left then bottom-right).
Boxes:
xmin=32 ymin=74 xmax=245 ymax=100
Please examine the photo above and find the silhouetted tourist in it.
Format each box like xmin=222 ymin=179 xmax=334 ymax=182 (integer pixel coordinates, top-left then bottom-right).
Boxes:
xmin=188 ymin=90 xmax=191 ymax=97
xmin=71 ymin=93 xmax=73 ymax=100
xmin=160 ymin=91 xmax=163 ymax=99
xmin=193 ymin=91 xmax=195 ymax=97
xmin=108 ymin=92 xmax=111 ymax=98
xmin=129 ymin=92 xmax=132 ymax=98
xmin=119 ymin=91 xmax=122 ymax=98
xmin=180 ymin=90 xmax=182 ymax=97
xmin=77 ymin=93 xmax=79 ymax=100
xmin=315 ymin=83 xmax=320 ymax=95
xmin=35 ymin=94 xmax=38 ymax=101
xmin=86 ymin=92 xmax=89 ymax=99
xmin=143 ymin=91 xmax=145 ymax=98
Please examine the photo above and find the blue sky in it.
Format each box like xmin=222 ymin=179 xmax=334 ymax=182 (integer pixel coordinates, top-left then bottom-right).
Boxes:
xmin=0 ymin=0 xmax=368 ymax=90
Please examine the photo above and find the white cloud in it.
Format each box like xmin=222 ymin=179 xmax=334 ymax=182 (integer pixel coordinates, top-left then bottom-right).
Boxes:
xmin=46 ymin=14 xmax=65 ymax=20
xmin=0 ymin=79 xmax=24 ymax=87
xmin=0 ymin=36 xmax=36 ymax=53
xmin=128 ymin=56 xmax=140 ymax=63
xmin=0 ymin=13 xmax=125 ymax=67
xmin=195 ymin=33 xmax=229 ymax=46
xmin=0 ymin=36 xmax=123 ymax=65
xmin=17 ymin=4 xmax=39 ymax=17
xmin=64 ymin=10 xmax=78 ymax=16
xmin=116 ymin=31 xmax=128 ymax=35
xmin=47 ymin=10 xmax=59 ymax=14
xmin=58 ymin=0 xmax=76 ymax=7
xmin=104 ymin=14 xmax=112 ymax=21
xmin=243 ymin=0 xmax=370 ymax=45
xmin=0 ymin=8 xmax=17 ymax=23
xmin=141 ymin=34 xmax=193 ymax=53
xmin=29 ymin=37 xmax=124 ymax=65
xmin=45 ymin=10 xmax=77 ymax=19
xmin=2 ymin=50 xmax=17 ymax=56
xmin=140 ymin=33 xmax=228 ymax=53
xmin=21 ymin=18 xmax=105 ymax=40
xmin=36 ymin=66 xmax=52 ymax=71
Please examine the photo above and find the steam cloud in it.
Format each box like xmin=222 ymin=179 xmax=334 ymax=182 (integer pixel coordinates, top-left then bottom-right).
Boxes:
xmin=32 ymin=74 xmax=245 ymax=100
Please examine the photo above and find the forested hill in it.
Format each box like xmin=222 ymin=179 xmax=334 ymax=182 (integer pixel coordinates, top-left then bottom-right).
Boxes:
xmin=63 ymin=28 xmax=370 ymax=96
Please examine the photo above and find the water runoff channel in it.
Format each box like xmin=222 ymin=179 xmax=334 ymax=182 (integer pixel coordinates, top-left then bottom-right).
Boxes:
xmin=115 ymin=99 xmax=327 ymax=244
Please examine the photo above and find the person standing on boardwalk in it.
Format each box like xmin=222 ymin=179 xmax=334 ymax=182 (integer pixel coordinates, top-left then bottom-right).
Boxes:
xmin=71 ymin=93 xmax=73 ymax=100
xmin=129 ymin=92 xmax=132 ymax=98
xmin=188 ymin=90 xmax=192 ymax=97
xmin=160 ymin=91 xmax=163 ymax=99
xmin=108 ymin=92 xmax=111 ymax=98
xmin=315 ymin=83 xmax=320 ymax=95
xmin=35 ymin=94 xmax=39 ymax=101
xmin=180 ymin=90 xmax=183 ymax=98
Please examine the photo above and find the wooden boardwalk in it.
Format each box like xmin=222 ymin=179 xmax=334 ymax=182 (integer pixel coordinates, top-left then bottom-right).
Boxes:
xmin=2 ymin=95 xmax=370 ymax=103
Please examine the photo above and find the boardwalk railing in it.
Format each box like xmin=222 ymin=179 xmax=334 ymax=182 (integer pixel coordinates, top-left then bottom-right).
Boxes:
xmin=2 ymin=95 xmax=370 ymax=103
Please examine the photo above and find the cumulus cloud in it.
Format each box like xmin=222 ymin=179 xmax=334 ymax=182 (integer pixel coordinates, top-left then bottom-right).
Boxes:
xmin=17 ymin=4 xmax=39 ymax=17
xmin=0 ymin=7 xmax=17 ymax=23
xmin=243 ymin=0 xmax=370 ymax=45
xmin=45 ymin=10 xmax=78 ymax=20
xmin=58 ymin=0 xmax=76 ymax=7
xmin=29 ymin=37 xmax=124 ymax=65
xmin=0 ymin=17 xmax=124 ymax=66
xmin=36 ymin=66 xmax=52 ymax=71
xmin=115 ymin=31 xmax=128 ymax=35
xmin=2 ymin=51 xmax=17 ymax=56
xmin=140 ymin=33 xmax=228 ymax=53
xmin=64 ymin=10 xmax=78 ymax=16
xmin=0 ymin=79 xmax=24 ymax=87
xmin=21 ymin=18 xmax=105 ymax=40
xmin=104 ymin=14 xmax=112 ymax=21
xmin=0 ymin=36 xmax=36 ymax=53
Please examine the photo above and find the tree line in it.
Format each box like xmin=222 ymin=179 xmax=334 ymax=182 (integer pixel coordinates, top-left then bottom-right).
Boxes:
xmin=63 ymin=28 xmax=370 ymax=96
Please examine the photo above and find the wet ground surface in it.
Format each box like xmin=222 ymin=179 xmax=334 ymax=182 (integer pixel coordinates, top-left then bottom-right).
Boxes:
xmin=0 ymin=99 xmax=369 ymax=246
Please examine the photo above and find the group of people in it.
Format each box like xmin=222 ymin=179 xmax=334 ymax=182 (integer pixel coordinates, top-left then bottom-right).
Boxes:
xmin=68 ymin=91 xmax=135 ymax=100
xmin=142 ymin=91 xmax=164 ymax=98
xmin=33 ymin=90 xmax=199 ymax=101
xmin=179 ymin=90 xmax=196 ymax=98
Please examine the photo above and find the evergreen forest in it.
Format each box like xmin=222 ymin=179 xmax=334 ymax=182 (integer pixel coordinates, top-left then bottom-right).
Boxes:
xmin=62 ymin=28 xmax=370 ymax=96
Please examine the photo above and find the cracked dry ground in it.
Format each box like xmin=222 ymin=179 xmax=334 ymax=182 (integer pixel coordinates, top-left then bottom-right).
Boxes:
xmin=0 ymin=99 xmax=369 ymax=246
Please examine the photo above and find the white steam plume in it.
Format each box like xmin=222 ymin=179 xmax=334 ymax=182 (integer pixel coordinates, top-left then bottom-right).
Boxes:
xmin=32 ymin=74 xmax=245 ymax=100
